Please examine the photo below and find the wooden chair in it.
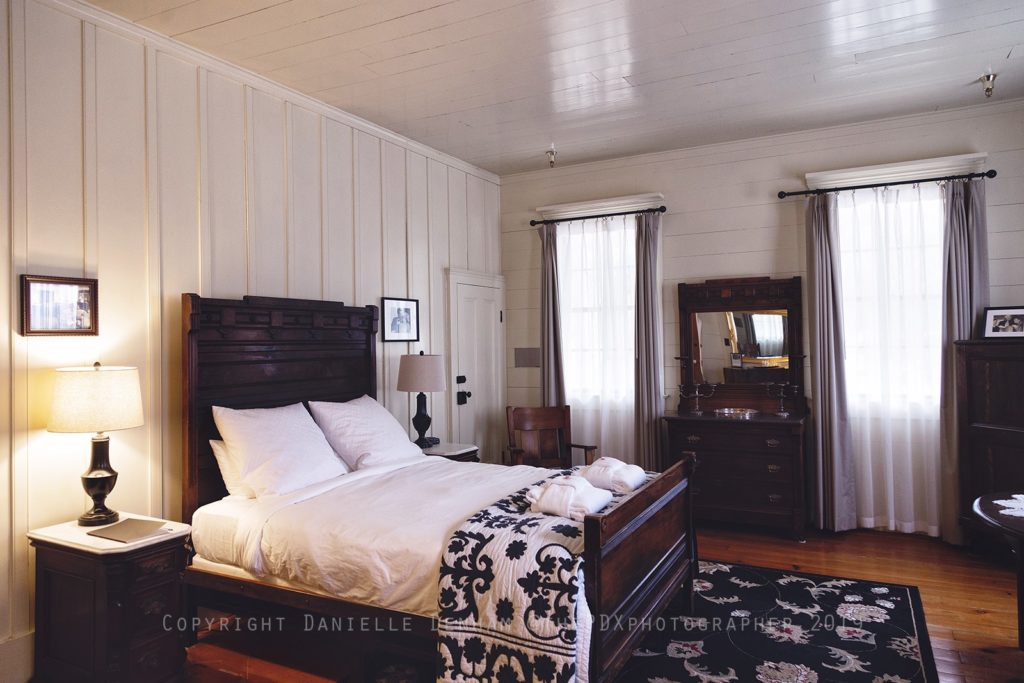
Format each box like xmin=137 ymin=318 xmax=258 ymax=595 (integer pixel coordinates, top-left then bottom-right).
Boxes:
xmin=505 ymin=406 xmax=597 ymax=468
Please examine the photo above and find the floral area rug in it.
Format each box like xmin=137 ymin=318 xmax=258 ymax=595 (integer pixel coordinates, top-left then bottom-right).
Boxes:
xmin=616 ymin=561 xmax=938 ymax=683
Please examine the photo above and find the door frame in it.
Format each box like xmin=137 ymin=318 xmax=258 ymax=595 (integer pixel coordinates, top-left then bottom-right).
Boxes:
xmin=446 ymin=268 xmax=506 ymax=444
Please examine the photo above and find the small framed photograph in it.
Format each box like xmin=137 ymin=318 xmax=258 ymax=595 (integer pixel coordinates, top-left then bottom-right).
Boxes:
xmin=21 ymin=274 xmax=98 ymax=336
xmin=381 ymin=297 xmax=420 ymax=342
xmin=982 ymin=306 xmax=1024 ymax=338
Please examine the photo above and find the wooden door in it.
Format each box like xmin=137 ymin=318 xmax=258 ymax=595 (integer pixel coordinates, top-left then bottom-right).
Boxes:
xmin=450 ymin=274 xmax=504 ymax=462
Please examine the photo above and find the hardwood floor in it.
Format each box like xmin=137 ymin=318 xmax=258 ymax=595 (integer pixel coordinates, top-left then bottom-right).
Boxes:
xmin=184 ymin=527 xmax=1024 ymax=682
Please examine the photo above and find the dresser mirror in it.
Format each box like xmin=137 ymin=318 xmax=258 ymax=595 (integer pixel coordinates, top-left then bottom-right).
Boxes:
xmin=695 ymin=310 xmax=789 ymax=384
xmin=678 ymin=277 xmax=806 ymax=414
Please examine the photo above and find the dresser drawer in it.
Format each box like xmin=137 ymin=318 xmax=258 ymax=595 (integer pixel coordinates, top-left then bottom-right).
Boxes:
xmin=128 ymin=632 xmax=185 ymax=683
xmin=128 ymin=546 xmax=180 ymax=588
xmin=128 ymin=580 xmax=180 ymax=639
xmin=667 ymin=425 xmax=799 ymax=454
xmin=696 ymin=452 xmax=794 ymax=483
xmin=693 ymin=478 xmax=793 ymax=512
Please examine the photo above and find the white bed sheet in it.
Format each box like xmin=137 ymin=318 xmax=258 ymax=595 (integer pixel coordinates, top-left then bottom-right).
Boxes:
xmin=191 ymin=456 xmax=592 ymax=681
xmin=191 ymin=495 xmax=255 ymax=566
xmin=190 ymin=457 xmax=551 ymax=617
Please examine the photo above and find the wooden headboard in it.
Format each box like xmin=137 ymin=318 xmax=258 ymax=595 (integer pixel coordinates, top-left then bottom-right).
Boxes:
xmin=181 ymin=293 xmax=379 ymax=523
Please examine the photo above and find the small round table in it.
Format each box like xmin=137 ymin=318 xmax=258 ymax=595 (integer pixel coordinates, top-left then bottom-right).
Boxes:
xmin=973 ymin=493 xmax=1024 ymax=650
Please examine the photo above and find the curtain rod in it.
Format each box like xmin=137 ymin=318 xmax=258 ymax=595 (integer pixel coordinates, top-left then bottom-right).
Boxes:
xmin=529 ymin=205 xmax=666 ymax=226
xmin=777 ymin=169 xmax=996 ymax=199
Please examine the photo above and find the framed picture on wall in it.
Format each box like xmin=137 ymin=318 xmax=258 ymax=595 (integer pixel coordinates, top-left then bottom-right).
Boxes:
xmin=381 ymin=297 xmax=420 ymax=342
xmin=20 ymin=274 xmax=99 ymax=336
xmin=981 ymin=306 xmax=1024 ymax=338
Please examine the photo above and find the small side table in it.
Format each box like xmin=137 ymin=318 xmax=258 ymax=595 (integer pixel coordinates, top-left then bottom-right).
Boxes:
xmin=28 ymin=513 xmax=191 ymax=682
xmin=973 ymin=493 xmax=1024 ymax=650
xmin=424 ymin=442 xmax=480 ymax=462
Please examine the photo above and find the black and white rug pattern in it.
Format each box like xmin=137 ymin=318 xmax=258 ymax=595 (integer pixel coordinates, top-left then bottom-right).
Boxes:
xmin=617 ymin=561 xmax=939 ymax=683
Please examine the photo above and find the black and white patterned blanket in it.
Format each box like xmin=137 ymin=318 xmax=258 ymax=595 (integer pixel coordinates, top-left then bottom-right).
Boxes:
xmin=436 ymin=468 xmax=652 ymax=683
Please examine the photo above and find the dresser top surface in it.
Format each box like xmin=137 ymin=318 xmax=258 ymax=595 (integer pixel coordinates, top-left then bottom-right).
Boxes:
xmin=664 ymin=411 xmax=808 ymax=425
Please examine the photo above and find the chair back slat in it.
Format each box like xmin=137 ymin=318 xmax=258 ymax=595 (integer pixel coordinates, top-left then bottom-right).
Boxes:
xmin=506 ymin=406 xmax=574 ymax=468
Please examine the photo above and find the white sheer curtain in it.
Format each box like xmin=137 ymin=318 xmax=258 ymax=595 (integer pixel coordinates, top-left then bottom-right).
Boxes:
xmin=556 ymin=216 xmax=636 ymax=459
xmin=751 ymin=313 xmax=785 ymax=356
xmin=836 ymin=184 xmax=944 ymax=536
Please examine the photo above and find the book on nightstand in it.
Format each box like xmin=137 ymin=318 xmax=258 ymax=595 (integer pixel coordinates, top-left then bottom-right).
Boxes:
xmin=86 ymin=518 xmax=168 ymax=543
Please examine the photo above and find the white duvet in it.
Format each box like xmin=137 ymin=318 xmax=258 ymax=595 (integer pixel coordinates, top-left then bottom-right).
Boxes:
xmin=191 ymin=456 xmax=552 ymax=617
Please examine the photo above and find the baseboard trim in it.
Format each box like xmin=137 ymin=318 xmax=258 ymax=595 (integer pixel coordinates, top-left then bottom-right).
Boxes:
xmin=0 ymin=631 xmax=33 ymax=682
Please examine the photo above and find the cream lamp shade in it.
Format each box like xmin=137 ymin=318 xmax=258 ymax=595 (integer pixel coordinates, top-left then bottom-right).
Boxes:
xmin=397 ymin=353 xmax=447 ymax=393
xmin=48 ymin=363 xmax=144 ymax=434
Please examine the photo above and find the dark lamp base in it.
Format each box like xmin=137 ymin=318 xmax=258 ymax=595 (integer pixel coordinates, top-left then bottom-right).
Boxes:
xmin=411 ymin=392 xmax=439 ymax=449
xmin=79 ymin=507 xmax=119 ymax=527
xmin=78 ymin=434 xmax=120 ymax=527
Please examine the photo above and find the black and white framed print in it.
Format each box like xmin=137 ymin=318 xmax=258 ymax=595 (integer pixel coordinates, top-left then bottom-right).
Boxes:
xmin=982 ymin=306 xmax=1024 ymax=338
xmin=20 ymin=274 xmax=99 ymax=336
xmin=381 ymin=297 xmax=420 ymax=342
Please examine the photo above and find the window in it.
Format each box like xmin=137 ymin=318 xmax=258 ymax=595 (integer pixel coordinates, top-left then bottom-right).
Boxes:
xmin=835 ymin=183 xmax=944 ymax=535
xmin=556 ymin=215 xmax=636 ymax=456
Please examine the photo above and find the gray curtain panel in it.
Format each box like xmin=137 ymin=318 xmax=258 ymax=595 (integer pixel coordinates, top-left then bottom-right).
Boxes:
xmin=806 ymin=194 xmax=858 ymax=531
xmin=939 ymin=178 xmax=989 ymax=544
xmin=538 ymin=224 xmax=566 ymax=407
xmin=635 ymin=212 xmax=664 ymax=471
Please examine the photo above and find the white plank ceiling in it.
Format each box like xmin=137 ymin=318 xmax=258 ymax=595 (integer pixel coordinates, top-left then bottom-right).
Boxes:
xmin=86 ymin=0 xmax=1024 ymax=175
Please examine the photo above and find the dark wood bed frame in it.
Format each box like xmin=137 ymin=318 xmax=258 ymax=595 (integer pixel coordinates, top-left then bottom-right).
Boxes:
xmin=181 ymin=293 xmax=696 ymax=681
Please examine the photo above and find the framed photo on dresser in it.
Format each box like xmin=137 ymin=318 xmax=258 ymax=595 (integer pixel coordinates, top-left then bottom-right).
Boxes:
xmin=982 ymin=306 xmax=1024 ymax=338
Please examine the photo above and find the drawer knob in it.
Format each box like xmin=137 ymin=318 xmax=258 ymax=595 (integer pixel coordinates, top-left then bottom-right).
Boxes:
xmin=765 ymin=438 xmax=781 ymax=448
xmin=137 ymin=651 xmax=163 ymax=672
xmin=139 ymin=557 xmax=172 ymax=576
xmin=141 ymin=597 xmax=167 ymax=616
xmin=768 ymin=494 xmax=782 ymax=504
xmin=767 ymin=464 xmax=781 ymax=473
xmin=686 ymin=435 xmax=701 ymax=444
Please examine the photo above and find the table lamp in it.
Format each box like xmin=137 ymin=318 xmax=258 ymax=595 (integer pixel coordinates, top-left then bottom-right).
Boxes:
xmin=397 ymin=352 xmax=447 ymax=448
xmin=48 ymin=362 xmax=144 ymax=526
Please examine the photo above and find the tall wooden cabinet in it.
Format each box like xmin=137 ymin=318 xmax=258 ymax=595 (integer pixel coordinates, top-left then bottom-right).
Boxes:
xmin=956 ymin=340 xmax=1024 ymax=533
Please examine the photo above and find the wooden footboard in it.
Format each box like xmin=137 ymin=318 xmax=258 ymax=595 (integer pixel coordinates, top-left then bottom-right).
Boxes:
xmin=583 ymin=456 xmax=696 ymax=681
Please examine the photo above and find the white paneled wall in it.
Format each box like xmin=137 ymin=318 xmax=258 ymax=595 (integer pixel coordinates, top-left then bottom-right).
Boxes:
xmin=500 ymin=100 xmax=1024 ymax=411
xmin=0 ymin=0 xmax=500 ymax=671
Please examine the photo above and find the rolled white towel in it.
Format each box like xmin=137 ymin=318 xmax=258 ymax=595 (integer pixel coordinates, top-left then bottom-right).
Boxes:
xmin=580 ymin=457 xmax=647 ymax=494
xmin=526 ymin=475 xmax=613 ymax=522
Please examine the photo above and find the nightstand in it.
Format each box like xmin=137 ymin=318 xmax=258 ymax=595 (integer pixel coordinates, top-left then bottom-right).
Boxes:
xmin=423 ymin=442 xmax=480 ymax=462
xmin=28 ymin=513 xmax=191 ymax=682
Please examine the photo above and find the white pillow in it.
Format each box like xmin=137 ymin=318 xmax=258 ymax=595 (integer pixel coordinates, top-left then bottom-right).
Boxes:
xmin=209 ymin=439 xmax=254 ymax=498
xmin=212 ymin=403 xmax=349 ymax=496
xmin=308 ymin=395 xmax=423 ymax=470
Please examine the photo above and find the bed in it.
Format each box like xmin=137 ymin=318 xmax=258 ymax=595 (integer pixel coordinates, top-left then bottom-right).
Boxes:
xmin=180 ymin=293 xmax=696 ymax=681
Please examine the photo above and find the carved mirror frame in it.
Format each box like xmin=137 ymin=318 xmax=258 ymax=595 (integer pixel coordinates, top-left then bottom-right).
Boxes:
xmin=677 ymin=276 xmax=807 ymax=414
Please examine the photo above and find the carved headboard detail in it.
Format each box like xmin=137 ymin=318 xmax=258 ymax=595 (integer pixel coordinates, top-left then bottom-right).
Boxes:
xmin=181 ymin=294 xmax=379 ymax=523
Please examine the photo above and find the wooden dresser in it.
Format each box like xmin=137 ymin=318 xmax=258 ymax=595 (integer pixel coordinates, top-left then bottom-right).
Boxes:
xmin=671 ymin=276 xmax=810 ymax=540
xmin=664 ymin=412 xmax=807 ymax=539
xmin=956 ymin=340 xmax=1024 ymax=536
